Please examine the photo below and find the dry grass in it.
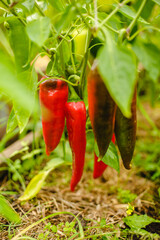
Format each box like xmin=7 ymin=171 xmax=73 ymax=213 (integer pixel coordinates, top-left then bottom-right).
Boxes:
xmin=0 ymin=163 xmax=159 ymax=239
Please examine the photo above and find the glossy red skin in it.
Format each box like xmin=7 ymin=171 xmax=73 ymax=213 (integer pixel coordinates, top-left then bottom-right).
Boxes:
xmin=93 ymin=134 xmax=115 ymax=179
xmin=87 ymin=62 xmax=116 ymax=159
xmin=39 ymin=79 xmax=68 ymax=156
xmin=65 ymin=101 xmax=86 ymax=191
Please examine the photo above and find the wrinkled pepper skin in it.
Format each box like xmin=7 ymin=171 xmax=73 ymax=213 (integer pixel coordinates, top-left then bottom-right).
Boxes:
xmin=87 ymin=62 xmax=117 ymax=159
xmin=93 ymin=134 xmax=115 ymax=179
xmin=115 ymin=89 xmax=137 ymax=169
xmin=39 ymin=78 xmax=68 ymax=156
xmin=65 ymin=101 xmax=86 ymax=191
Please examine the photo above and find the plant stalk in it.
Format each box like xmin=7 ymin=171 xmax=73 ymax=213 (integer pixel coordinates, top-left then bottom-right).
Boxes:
xmin=99 ymin=0 xmax=131 ymax=28
xmin=94 ymin=0 xmax=98 ymax=30
xmin=35 ymin=1 xmax=45 ymax=16
xmin=127 ymin=0 xmax=147 ymax=35
xmin=0 ymin=0 xmax=26 ymax=26
xmin=79 ymin=29 xmax=92 ymax=99
xmin=128 ymin=26 xmax=160 ymax=41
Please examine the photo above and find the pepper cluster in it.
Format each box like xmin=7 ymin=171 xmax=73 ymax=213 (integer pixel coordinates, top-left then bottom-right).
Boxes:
xmin=39 ymin=78 xmax=86 ymax=191
xmin=87 ymin=61 xmax=137 ymax=171
xmin=39 ymin=62 xmax=137 ymax=191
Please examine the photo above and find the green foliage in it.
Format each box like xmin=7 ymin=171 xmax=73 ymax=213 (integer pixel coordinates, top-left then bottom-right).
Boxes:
xmin=122 ymin=214 xmax=160 ymax=239
xmin=0 ymin=51 xmax=35 ymax=114
xmin=133 ymin=40 xmax=160 ymax=83
xmin=47 ymin=0 xmax=64 ymax=12
xmin=0 ymin=194 xmax=21 ymax=223
xmin=102 ymin=142 xmax=119 ymax=173
xmin=26 ymin=17 xmax=51 ymax=47
xmin=123 ymin=214 xmax=160 ymax=231
xmin=7 ymin=16 xmax=30 ymax=71
xmin=152 ymin=0 xmax=160 ymax=6
xmin=98 ymin=30 xmax=137 ymax=118
xmin=95 ymin=141 xmax=120 ymax=172
xmin=6 ymin=108 xmax=18 ymax=134
xmin=19 ymin=158 xmax=64 ymax=201
xmin=55 ymin=5 xmax=77 ymax=34
xmin=113 ymin=3 xmax=149 ymax=24
xmin=117 ymin=188 xmax=137 ymax=203
xmin=13 ymin=68 xmax=38 ymax=133
xmin=133 ymin=139 xmax=160 ymax=183
xmin=37 ymin=220 xmax=77 ymax=239
xmin=86 ymin=131 xmax=95 ymax=153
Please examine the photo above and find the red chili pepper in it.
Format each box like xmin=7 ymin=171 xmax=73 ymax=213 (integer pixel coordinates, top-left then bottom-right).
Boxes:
xmin=65 ymin=101 xmax=86 ymax=191
xmin=87 ymin=61 xmax=116 ymax=159
xmin=39 ymin=78 xmax=68 ymax=156
xmin=93 ymin=134 xmax=115 ymax=179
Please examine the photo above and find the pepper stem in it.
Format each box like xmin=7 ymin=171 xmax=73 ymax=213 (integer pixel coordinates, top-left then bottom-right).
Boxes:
xmin=68 ymin=85 xmax=81 ymax=102
xmin=97 ymin=156 xmax=103 ymax=162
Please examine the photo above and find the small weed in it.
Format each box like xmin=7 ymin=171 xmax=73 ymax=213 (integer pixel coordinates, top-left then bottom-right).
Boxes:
xmin=126 ymin=203 xmax=135 ymax=215
xmin=37 ymin=220 xmax=77 ymax=239
xmin=134 ymin=140 xmax=160 ymax=183
xmin=117 ymin=188 xmax=137 ymax=203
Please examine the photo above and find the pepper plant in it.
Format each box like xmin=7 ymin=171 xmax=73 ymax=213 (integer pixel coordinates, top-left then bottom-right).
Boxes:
xmin=0 ymin=0 xmax=160 ymax=198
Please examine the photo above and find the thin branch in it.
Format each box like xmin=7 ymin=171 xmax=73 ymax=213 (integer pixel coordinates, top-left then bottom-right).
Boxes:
xmin=35 ymin=1 xmax=45 ymax=17
xmin=94 ymin=0 xmax=98 ymax=30
xmin=128 ymin=26 xmax=160 ymax=41
xmin=127 ymin=0 xmax=147 ymax=35
xmin=0 ymin=0 xmax=26 ymax=25
xmin=73 ymin=1 xmax=91 ymax=29
xmin=99 ymin=0 xmax=131 ymax=28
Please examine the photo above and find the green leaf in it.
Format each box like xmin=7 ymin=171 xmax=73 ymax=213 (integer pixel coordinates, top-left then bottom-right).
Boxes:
xmin=22 ymin=0 xmax=35 ymax=11
xmin=102 ymin=142 xmax=119 ymax=173
xmin=43 ymin=158 xmax=64 ymax=171
xmin=48 ymin=0 xmax=64 ymax=11
xmin=6 ymin=108 xmax=18 ymax=134
xmin=133 ymin=0 xmax=155 ymax=20
xmin=158 ymin=187 xmax=160 ymax=198
xmin=86 ymin=131 xmax=94 ymax=153
xmin=13 ymin=68 xmax=38 ymax=133
xmin=98 ymin=31 xmax=137 ymax=118
xmin=0 ymin=194 xmax=21 ymax=223
xmin=0 ymin=16 xmax=6 ymax=24
xmin=94 ymin=142 xmax=99 ymax=156
xmin=133 ymin=41 xmax=160 ymax=82
xmin=123 ymin=214 xmax=160 ymax=231
xmin=117 ymin=188 xmax=137 ymax=203
xmin=152 ymin=0 xmax=160 ymax=6
xmin=94 ymin=141 xmax=119 ymax=172
xmin=19 ymin=171 xmax=49 ymax=201
xmin=55 ymin=5 xmax=77 ymax=34
xmin=19 ymin=158 xmax=64 ymax=201
xmin=0 ymin=51 xmax=35 ymax=113
xmin=61 ymin=40 xmax=70 ymax=64
xmin=7 ymin=17 xmax=30 ymax=72
xmin=113 ymin=4 xmax=149 ymax=24
xmin=0 ymin=28 xmax=14 ymax=57
xmin=26 ymin=17 xmax=51 ymax=47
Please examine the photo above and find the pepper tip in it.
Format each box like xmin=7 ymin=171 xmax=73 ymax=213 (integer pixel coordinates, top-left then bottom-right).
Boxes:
xmin=70 ymin=184 xmax=75 ymax=192
xmin=46 ymin=148 xmax=50 ymax=156
xmin=124 ymin=163 xmax=132 ymax=170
